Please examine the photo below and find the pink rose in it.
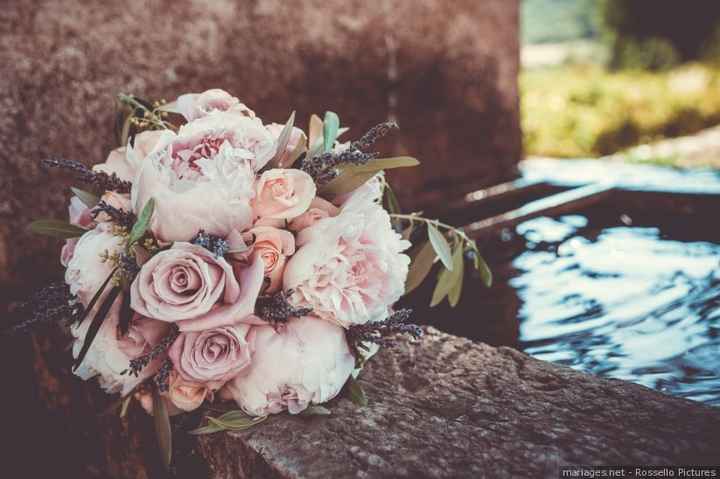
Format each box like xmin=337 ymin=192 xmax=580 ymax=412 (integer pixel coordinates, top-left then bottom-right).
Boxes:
xmin=253 ymin=168 xmax=316 ymax=220
xmin=219 ymin=316 xmax=355 ymax=416
xmin=240 ymin=226 xmax=295 ymax=294
xmin=170 ymin=89 xmax=255 ymax=122
xmin=288 ymin=197 xmax=339 ymax=232
xmin=265 ymin=122 xmax=306 ymax=168
xmin=64 ymin=223 xmax=124 ymax=307
xmin=166 ymin=371 xmax=209 ymax=412
xmin=131 ymin=243 xmax=238 ymax=322
xmin=117 ymin=315 xmax=172 ymax=358
xmin=131 ymin=112 xmax=274 ymax=241
xmin=169 ymin=324 xmax=254 ymax=389
xmin=70 ymin=308 xmax=169 ymax=395
xmin=131 ymin=243 xmax=266 ymax=332
xmin=284 ymin=198 xmax=410 ymax=328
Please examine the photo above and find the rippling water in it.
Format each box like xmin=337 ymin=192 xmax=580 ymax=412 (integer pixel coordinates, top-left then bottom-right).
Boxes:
xmin=514 ymin=214 xmax=720 ymax=406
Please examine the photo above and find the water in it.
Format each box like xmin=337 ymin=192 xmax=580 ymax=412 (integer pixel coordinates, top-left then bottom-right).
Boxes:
xmin=513 ymin=214 xmax=720 ymax=406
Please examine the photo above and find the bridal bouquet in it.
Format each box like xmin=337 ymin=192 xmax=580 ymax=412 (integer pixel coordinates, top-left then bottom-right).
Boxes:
xmin=18 ymin=89 xmax=491 ymax=467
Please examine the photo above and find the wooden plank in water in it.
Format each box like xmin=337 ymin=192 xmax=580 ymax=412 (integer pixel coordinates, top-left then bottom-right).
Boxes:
xmin=465 ymin=183 xmax=615 ymax=239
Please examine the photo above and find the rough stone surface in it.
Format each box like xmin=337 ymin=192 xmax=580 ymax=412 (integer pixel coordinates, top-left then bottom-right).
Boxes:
xmin=0 ymin=0 xmax=520 ymax=303
xmin=23 ymin=326 xmax=720 ymax=478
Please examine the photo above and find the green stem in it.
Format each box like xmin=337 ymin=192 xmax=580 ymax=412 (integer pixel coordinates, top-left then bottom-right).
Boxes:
xmin=390 ymin=213 xmax=478 ymax=252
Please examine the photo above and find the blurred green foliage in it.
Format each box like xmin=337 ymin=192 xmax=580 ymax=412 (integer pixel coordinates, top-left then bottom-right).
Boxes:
xmin=522 ymin=63 xmax=720 ymax=157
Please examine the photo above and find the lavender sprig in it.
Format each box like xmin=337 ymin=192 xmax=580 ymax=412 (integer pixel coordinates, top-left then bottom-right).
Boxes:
xmin=300 ymin=120 xmax=397 ymax=184
xmin=256 ymin=289 xmax=312 ymax=324
xmin=346 ymin=309 xmax=422 ymax=351
xmin=3 ymin=282 xmax=83 ymax=335
xmin=124 ymin=323 xmax=180 ymax=377
xmin=191 ymin=230 xmax=229 ymax=257
xmin=91 ymin=201 xmax=136 ymax=229
xmin=154 ymin=358 xmax=174 ymax=392
xmin=41 ymin=157 xmax=132 ymax=193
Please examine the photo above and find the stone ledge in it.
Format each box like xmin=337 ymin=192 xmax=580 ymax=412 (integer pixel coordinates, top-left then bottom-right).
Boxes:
xmin=196 ymin=327 xmax=720 ymax=478
xmin=26 ymin=325 xmax=720 ymax=478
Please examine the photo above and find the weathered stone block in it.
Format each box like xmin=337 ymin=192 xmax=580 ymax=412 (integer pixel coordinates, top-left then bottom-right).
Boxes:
xmin=0 ymin=0 xmax=520 ymax=300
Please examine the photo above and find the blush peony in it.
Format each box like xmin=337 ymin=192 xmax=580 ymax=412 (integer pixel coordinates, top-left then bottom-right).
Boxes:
xmin=131 ymin=111 xmax=275 ymax=241
xmin=64 ymin=223 xmax=124 ymax=307
xmin=219 ymin=316 xmax=354 ymax=416
xmin=71 ymin=313 xmax=170 ymax=395
xmin=283 ymin=194 xmax=411 ymax=328
xmin=170 ymin=88 xmax=255 ymax=122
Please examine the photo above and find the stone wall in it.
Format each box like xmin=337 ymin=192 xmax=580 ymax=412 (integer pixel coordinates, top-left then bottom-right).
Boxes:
xmin=0 ymin=0 xmax=520 ymax=302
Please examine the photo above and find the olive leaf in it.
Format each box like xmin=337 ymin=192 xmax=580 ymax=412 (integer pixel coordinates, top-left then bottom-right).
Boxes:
xmin=431 ymin=243 xmax=465 ymax=307
xmin=70 ymin=187 xmax=100 ymax=208
xmin=307 ymin=114 xmax=324 ymax=158
xmin=323 ymin=111 xmax=340 ymax=152
xmin=447 ymin=246 xmax=466 ymax=307
xmin=73 ymin=286 xmax=121 ymax=370
xmin=204 ymin=412 xmax=267 ymax=432
xmin=118 ymin=291 xmax=133 ymax=336
xmin=28 ymin=219 xmax=86 ymax=239
xmin=474 ymin=252 xmax=493 ymax=288
xmin=427 ymin=224 xmax=453 ymax=271
xmin=189 ymin=423 xmax=225 ymax=435
xmin=152 ymin=388 xmax=172 ymax=471
xmin=347 ymin=377 xmax=368 ymax=407
xmin=126 ymin=197 xmax=155 ymax=250
xmin=269 ymin=111 xmax=296 ymax=168
xmin=120 ymin=395 xmax=132 ymax=418
xmin=405 ymin=241 xmax=436 ymax=294
xmin=77 ymin=268 xmax=117 ymax=325
xmin=285 ymin=131 xmax=308 ymax=168
xmin=320 ymin=156 xmax=419 ymax=198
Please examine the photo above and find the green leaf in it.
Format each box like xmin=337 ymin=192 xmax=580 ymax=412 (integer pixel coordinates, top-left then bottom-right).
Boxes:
xmin=270 ymin=111 xmax=296 ymax=167
xmin=300 ymin=405 xmax=332 ymax=416
xmin=206 ymin=413 xmax=267 ymax=431
xmin=285 ymin=131 xmax=307 ymax=168
xmin=70 ymin=187 xmax=100 ymax=208
xmin=120 ymin=395 xmax=132 ymax=418
xmin=348 ymin=156 xmax=419 ymax=173
xmin=430 ymin=266 xmax=453 ymax=307
xmin=127 ymin=198 xmax=155 ymax=250
xmin=405 ymin=241 xmax=436 ymax=294
xmin=307 ymin=114 xmax=323 ymax=157
xmin=384 ymin=183 xmax=401 ymax=218
xmin=189 ymin=423 xmax=225 ymax=435
xmin=73 ymin=286 xmax=121 ymax=370
xmin=28 ymin=219 xmax=86 ymax=239
xmin=152 ymin=389 xmax=172 ymax=471
xmin=347 ymin=377 xmax=368 ymax=407
xmin=474 ymin=252 xmax=493 ymax=288
xmin=447 ymin=246 xmax=466 ymax=307
xmin=77 ymin=268 xmax=117 ymax=325
xmin=320 ymin=157 xmax=420 ymax=198
xmin=323 ymin=111 xmax=340 ymax=152
xmin=427 ymin=224 xmax=453 ymax=271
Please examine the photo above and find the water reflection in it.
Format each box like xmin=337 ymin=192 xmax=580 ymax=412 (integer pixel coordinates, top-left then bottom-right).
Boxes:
xmin=515 ymin=215 xmax=720 ymax=405
xmin=404 ymin=209 xmax=720 ymax=407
